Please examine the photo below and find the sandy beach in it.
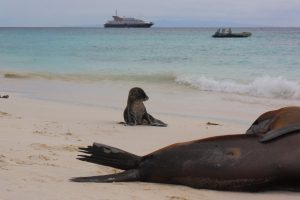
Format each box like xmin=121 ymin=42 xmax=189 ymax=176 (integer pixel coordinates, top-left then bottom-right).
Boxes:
xmin=1 ymin=78 xmax=300 ymax=200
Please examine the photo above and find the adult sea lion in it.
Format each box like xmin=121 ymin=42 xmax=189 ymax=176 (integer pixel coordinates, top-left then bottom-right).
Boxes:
xmin=123 ymin=87 xmax=167 ymax=127
xmin=71 ymin=130 xmax=300 ymax=191
xmin=246 ymin=106 xmax=300 ymax=142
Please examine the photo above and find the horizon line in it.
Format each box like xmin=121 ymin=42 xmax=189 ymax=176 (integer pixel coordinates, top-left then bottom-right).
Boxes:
xmin=1 ymin=26 xmax=300 ymax=28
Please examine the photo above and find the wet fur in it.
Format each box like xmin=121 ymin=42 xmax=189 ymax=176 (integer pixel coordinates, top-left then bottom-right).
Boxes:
xmin=123 ymin=87 xmax=167 ymax=127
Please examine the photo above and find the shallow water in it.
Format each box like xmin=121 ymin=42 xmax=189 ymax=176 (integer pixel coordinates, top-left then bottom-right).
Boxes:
xmin=1 ymin=27 xmax=300 ymax=99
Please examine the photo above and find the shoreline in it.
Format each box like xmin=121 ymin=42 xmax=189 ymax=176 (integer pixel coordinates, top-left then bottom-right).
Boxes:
xmin=2 ymin=70 xmax=300 ymax=101
xmin=1 ymin=78 xmax=300 ymax=199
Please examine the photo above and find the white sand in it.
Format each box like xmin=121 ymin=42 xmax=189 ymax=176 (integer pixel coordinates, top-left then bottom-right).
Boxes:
xmin=1 ymin=78 xmax=300 ymax=200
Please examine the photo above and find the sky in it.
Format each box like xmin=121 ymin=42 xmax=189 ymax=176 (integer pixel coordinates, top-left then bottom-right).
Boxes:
xmin=0 ymin=0 xmax=300 ymax=27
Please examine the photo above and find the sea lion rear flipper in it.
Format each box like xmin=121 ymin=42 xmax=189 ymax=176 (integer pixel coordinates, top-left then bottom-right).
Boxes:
xmin=78 ymin=143 xmax=141 ymax=170
xmin=259 ymin=123 xmax=300 ymax=143
xmin=146 ymin=114 xmax=168 ymax=127
xmin=70 ymin=169 xmax=140 ymax=183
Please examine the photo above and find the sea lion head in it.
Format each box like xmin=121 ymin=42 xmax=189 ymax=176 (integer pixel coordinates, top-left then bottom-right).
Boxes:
xmin=128 ymin=87 xmax=149 ymax=102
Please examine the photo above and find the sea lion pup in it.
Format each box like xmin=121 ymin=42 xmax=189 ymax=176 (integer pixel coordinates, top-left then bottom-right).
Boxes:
xmin=71 ymin=130 xmax=300 ymax=191
xmin=246 ymin=106 xmax=300 ymax=142
xmin=123 ymin=87 xmax=167 ymax=127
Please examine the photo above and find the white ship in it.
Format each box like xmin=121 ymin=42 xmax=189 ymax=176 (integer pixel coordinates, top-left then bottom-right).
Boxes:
xmin=104 ymin=11 xmax=154 ymax=28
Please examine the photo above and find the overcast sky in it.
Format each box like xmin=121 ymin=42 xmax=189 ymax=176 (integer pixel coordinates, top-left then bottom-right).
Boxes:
xmin=0 ymin=0 xmax=300 ymax=27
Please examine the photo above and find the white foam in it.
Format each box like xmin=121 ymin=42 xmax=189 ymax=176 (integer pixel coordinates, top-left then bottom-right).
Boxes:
xmin=176 ymin=75 xmax=300 ymax=99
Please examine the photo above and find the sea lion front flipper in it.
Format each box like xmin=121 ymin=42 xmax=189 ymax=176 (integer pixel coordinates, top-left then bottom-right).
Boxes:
xmin=70 ymin=169 xmax=140 ymax=183
xmin=123 ymin=107 xmax=137 ymax=126
xmin=125 ymin=113 xmax=137 ymax=126
xmin=259 ymin=123 xmax=300 ymax=143
xmin=245 ymin=118 xmax=277 ymax=135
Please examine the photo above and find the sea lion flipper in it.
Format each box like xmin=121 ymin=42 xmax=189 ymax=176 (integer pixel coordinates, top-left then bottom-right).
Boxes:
xmin=245 ymin=118 xmax=276 ymax=135
xmin=151 ymin=120 xmax=168 ymax=127
xmin=146 ymin=114 xmax=168 ymax=127
xmin=259 ymin=123 xmax=300 ymax=143
xmin=77 ymin=143 xmax=141 ymax=170
xmin=70 ymin=169 xmax=140 ymax=183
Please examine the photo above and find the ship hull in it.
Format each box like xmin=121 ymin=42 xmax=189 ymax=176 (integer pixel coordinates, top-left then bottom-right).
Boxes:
xmin=104 ymin=23 xmax=153 ymax=28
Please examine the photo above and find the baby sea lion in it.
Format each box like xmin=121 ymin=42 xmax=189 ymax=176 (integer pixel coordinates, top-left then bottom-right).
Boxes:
xmin=246 ymin=106 xmax=300 ymax=142
xmin=71 ymin=129 xmax=300 ymax=191
xmin=123 ymin=87 xmax=167 ymax=127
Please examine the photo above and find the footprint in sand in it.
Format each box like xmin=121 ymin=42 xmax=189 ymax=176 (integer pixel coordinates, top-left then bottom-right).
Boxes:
xmin=27 ymin=154 xmax=58 ymax=167
xmin=30 ymin=143 xmax=78 ymax=152
xmin=9 ymin=154 xmax=58 ymax=166
xmin=33 ymin=122 xmax=79 ymax=140
xmin=28 ymin=154 xmax=53 ymax=161
xmin=0 ymin=154 xmax=27 ymax=168
xmin=0 ymin=154 xmax=10 ymax=170
xmin=0 ymin=111 xmax=22 ymax=120
xmin=3 ymin=143 xmax=78 ymax=167
xmin=167 ymin=196 xmax=189 ymax=200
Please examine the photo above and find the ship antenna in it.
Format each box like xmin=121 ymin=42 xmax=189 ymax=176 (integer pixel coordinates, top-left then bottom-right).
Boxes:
xmin=115 ymin=9 xmax=118 ymax=16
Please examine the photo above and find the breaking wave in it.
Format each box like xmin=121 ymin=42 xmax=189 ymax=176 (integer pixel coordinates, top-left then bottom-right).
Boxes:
xmin=2 ymin=70 xmax=300 ymax=99
xmin=176 ymin=75 xmax=300 ymax=99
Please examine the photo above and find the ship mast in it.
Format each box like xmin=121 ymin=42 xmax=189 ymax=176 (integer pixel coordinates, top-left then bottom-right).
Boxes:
xmin=112 ymin=9 xmax=122 ymax=21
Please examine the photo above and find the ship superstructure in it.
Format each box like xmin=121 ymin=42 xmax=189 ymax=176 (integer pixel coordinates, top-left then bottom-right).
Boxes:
xmin=104 ymin=11 xmax=153 ymax=28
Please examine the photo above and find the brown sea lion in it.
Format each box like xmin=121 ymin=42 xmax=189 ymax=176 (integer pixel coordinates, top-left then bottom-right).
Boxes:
xmin=246 ymin=106 xmax=300 ymax=142
xmin=123 ymin=87 xmax=167 ymax=127
xmin=71 ymin=129 xmax=300 ymax=191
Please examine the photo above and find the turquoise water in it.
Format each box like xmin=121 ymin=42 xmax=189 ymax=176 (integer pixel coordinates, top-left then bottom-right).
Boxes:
xmin=1 ymin=27 xmax=300 ymax=99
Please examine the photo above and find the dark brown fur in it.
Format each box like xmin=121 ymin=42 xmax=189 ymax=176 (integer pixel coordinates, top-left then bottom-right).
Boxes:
xmin=123 ymin=87 xmax=167 ymax=127
xmin=71 ymin=107 xmax=300 ymax=190
xmin=72 ymin=129 xmax=300 ymax=191
xmin=246 ymin=107 xmax=300 ymax=142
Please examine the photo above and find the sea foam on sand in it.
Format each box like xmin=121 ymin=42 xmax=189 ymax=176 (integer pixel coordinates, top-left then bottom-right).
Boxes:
xmin=1 ymin=78 xmax=300 ymax=200
xmin=176 ymin=75 xmax=300 ymax=99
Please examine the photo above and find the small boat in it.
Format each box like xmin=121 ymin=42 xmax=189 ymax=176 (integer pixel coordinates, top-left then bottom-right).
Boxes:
xmin=212 ymin=28 xmax=252 ymax=38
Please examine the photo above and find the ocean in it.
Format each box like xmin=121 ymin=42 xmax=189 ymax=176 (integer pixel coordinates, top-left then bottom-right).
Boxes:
xmin=1 ymin=27 xmax=300 ymax=99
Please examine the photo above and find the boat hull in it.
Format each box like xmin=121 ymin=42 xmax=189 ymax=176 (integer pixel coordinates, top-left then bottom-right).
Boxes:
xmin=104 ymin=23 xmax=153 ymax=28
xmin=212 ymin=32 xmax=252 ymax=38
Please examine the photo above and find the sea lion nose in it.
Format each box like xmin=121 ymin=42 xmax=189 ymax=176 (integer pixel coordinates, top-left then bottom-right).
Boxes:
xmin=144 ymin=96 xmax=149 ymax=101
